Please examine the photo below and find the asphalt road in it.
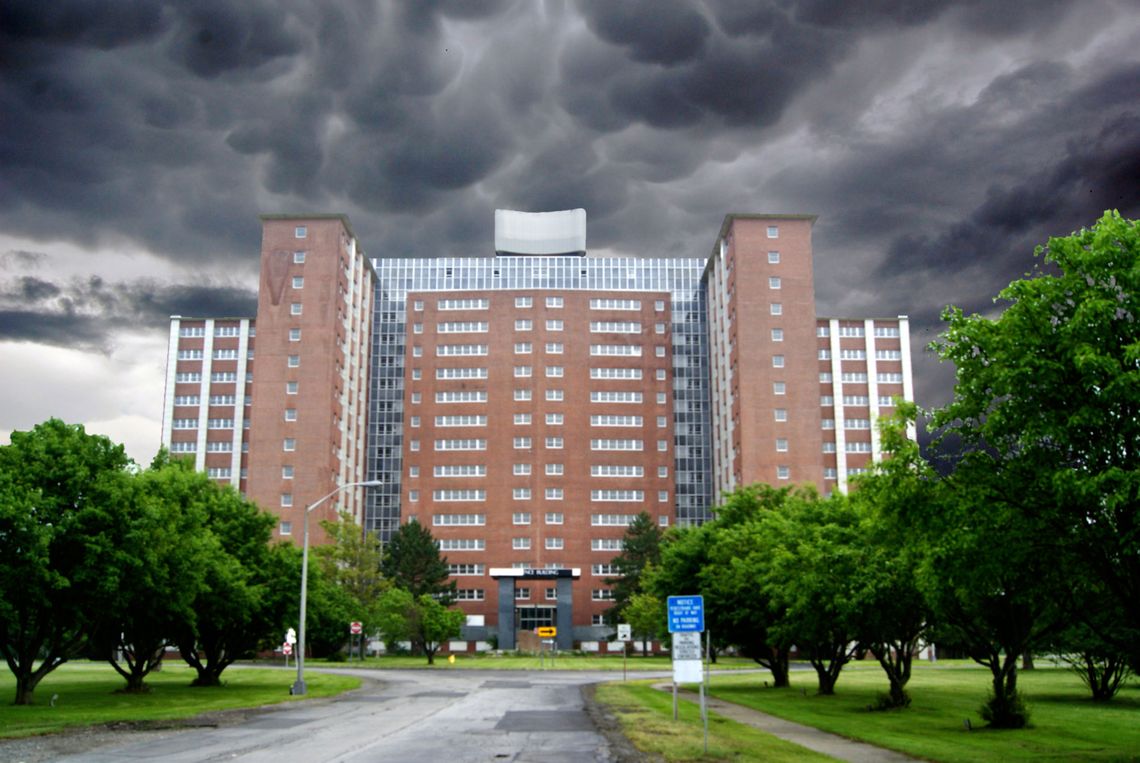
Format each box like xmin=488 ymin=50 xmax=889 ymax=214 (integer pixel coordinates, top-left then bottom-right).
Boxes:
xmin=42 ymin=667 xmax=667 ymax=763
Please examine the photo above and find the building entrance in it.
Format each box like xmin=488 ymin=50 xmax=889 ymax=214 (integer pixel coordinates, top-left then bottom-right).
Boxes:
xmin=516 ymin=605 xmax=556 ymax=632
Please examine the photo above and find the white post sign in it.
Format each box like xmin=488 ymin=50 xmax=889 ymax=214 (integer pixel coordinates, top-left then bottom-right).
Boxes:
xmin=616 ymin=623 xmax=632 ymax=642
xmin=672 ymin=632 xmax=703 ymax=683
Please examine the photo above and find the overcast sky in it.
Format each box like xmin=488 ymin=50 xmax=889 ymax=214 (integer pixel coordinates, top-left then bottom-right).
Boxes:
xmin=2 ymin=0 xmax=1138 ymax=464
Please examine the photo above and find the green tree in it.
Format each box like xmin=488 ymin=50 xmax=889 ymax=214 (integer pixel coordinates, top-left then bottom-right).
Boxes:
xmin=932 ymin=211 xmax=1140 ymax=670
xmin=376 ymin=588 xmax=465 ymax=664
xmin=623 ymin=590 xmax=664 ymax=655
xmin=381 ymin=520 xmax=455 ymax=603
xmin=173 ymin=471 xmax=290 ymax=686
xmin=0 ymin=419 xmax=132 ymax=705
xmin=315 ymin=512 xmax=388 ymax=634
xmin=605 ymin=511 xmax=662 ymax=625
xmin=761 ymin=490 xmax=864 ymax=696
xmin=96 ymin=455 xmax=217 ymax=691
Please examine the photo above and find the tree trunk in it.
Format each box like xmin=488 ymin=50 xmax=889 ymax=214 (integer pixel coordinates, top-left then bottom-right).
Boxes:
xmin=14 ymin=673 xmax=39 ymax=705
xmin=767 ymin=650 xmax=790 ymax=688
xmin=815 ymin=665 xmax=837 ymax=695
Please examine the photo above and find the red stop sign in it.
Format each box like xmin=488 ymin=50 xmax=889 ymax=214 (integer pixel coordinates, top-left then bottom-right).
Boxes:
xmin=350 ymin=621 xmax=363 ymax=634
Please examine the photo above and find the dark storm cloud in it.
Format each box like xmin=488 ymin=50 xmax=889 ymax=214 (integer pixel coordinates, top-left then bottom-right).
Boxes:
xmin=0 ymin=0 xmax=1136 ymax=416
xmin=0 ymin=273 xmax=256 ymax=351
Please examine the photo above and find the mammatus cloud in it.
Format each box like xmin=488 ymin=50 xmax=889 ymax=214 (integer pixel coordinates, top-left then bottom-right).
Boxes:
xmin=0 ymin=0 xmax=1137 ymax=462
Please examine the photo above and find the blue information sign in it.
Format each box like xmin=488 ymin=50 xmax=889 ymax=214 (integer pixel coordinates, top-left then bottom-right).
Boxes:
xmin=667 ymin=595 xmax=705 ymax=633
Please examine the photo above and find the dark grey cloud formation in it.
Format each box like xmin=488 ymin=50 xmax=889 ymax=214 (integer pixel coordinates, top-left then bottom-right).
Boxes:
xmin=1 ymin=0 xmax=1138 ymax=419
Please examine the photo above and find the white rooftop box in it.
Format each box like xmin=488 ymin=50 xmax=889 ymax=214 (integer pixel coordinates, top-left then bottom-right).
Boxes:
xmin=495 ymin=208 xmax=587 ymax=256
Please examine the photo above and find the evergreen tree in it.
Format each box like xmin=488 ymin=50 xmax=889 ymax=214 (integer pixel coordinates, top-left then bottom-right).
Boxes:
xmin=381 ymin=520 xmax=456 ymax=603
xmin=605 ymin=511 xmax=662 ymax=625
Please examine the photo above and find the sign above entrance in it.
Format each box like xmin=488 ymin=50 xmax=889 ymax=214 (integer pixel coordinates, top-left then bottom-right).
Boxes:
xmin=523 ymin=568 xmax=573 ymax=578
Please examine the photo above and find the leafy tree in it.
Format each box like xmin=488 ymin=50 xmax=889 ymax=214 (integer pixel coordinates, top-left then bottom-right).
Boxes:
xmin=381 ymin=520 xmax=455 ymax=603
xmin=761 ymin=490 xmax=864 ymax=696
xmin=96 ymin=455 xmax=217 ymax=691
xmin=303 ymin=564 xmax=361 ymax=658
xmin=932 ymin=211 xmax=1140 ymax=670
xmin=705 ymin=485 xmax=816 ymax=687
xmin=0 ymin=419 xmax=132 ymax=705
xmin=623 ymin=590 xmax=664 ymax=655
xmin=605 ymin=511 xmax=662 ymax=625
xmin=315 ymin=512 xmax=388 ymax=634
xmin=376 ymin=588 xmax=465 ymax=664
xmin=851 ymin=408 xmax=934 ymax=708
xmin=173 ymin=470 xmax=290 ymax=686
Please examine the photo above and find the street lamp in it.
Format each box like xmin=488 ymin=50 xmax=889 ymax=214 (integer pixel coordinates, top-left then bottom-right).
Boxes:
xmin=291 ymin=479 xmax=383 ymax=695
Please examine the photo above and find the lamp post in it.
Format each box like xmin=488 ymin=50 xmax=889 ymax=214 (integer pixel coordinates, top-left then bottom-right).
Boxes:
xmin=291 ymin=479 xmax=383 ymax=696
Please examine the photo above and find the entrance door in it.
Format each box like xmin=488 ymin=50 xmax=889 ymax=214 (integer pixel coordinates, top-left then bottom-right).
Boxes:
xmin=516 ymin=605 xmax=556 ymax=632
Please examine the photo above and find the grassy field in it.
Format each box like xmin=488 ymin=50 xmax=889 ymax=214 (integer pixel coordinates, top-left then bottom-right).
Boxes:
xmin=597 ymin=681 xmax=835 ymax=762
xmin=595 ymin=662 xmax=1139 ymax=762
xmin=700 ymin=661 xmax=1140 ymax=763
xmin=0 ymin=661 xmax=361 ymax=738
xmin=304 ymin=652 xmax=754 ymax=671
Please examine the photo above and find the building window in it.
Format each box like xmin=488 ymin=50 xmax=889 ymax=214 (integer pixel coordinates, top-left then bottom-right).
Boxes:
xmin=772 ymin=355 xmax=785 ymax=368
xmin=282 ymin=466 xmax=294 ymax=479
xmin=655 ymin=322 xmax=666 ymax=334
xmin=655 ymin=300 xmax=666 ymax=311
xmin=546 ymin=389 xmax=564 ymax=401
xmin=655 ymin=346 xmax=666 ymax=357
xmin=775 ymin=409 xmax=788 ymax=422
xmin=514 ymin=389 xmax=532 ymax=401
xmin=777 ymin=465 xmax=790 ymax=479
xmin=545 ymin=537 xmax=564 ymax=550
xmin=514 ymin=413 xmax=532 ymax=425
xmin=545 ymin=437 xmax=563 ymax=449
xmin=411 ymin=392 xmax=421 ymax=404
xmin=822 ymin=442 xmax=836 ymax=453
xmin=292 ymin=276 xmax=304 ymax=289
xmin=514 ymin=342 xmax=532 ymax=354
xmin=545 ymin=413 xmax=563 ymax=425
xmin=771 ymin=328 xmax=784 ymax=342
xmin=546 ymin=588 xmax=558 ymax=601
xmin=409 ymin=440 xmax=420 ymax=451
xmin=286 ymin=382 xmax=298 ymax=394
xmin=280 ymin=521 xmax=293 ymax=535
xmin=413 ymin=300 xmax=424 ymax=311
xmin=295 ymin=226 xmax=307 ymax=238
xmin=289 ymin=328 xmax=301 ymax=342
xmin=513 ymin=537 xmax=532 ymax=550
xmin=771 ymin=303 xmax=782 ymax=316
xmin=773 ymin=381 xmax=786 ymax=395
xmin=822 ymin=395 xmax=835 ymax=405
xmin=410 ymin=416 xmax=421 ymax=427
xmin=281 ymin=494 xmax=293 ymax=507
xmin=822 ymin=419 xmax=835 ymax=430
xmin=513 ymin=512 xmax=532 ymax=525
xmin=657 ymin=440 xmax=668 ymax=452
xmin=545 ymin=463 xmax=564 ymax=475
xmin=409 ymin=466 xmax=420 ymax=477
xmin=412 ymin=368 xmax=422 ymax=380
xmin=656 ymin=392 xmax=667 ymax=404
xmin=546 ymin=296 xmax=563 ymax=308
xmin=658 ymin=466 xmax=669 ymax=478
xmin=513 ymin=463 xmax=532 ymax=476
xmin=656 ymin=368 xmax=666 ymax=380
xmin=546 ymin=366 xmax=564 ymax=378
xmin=546 ymin=319 xmax=563 ymax=331
xmin=515 ymin=296 xmax=532 ymax=308
xmin=768 ymin=251 xmax=780 ymax=264
xmin=289 ymin=303 xmax=303 ymax=316
xmin=515 ymin=319 xmax=532 ymax=331
xmin=545 ymin=489 xmax=563 ymax=501
xmin=776 ymin=438 xmax=788 ymax=452
xmin=284 ymin=409 xmax=297 ymax=421
xmin=592 ymin=589 xmax=615 ymax=601
xmin=657 ymin=416 xmax=667 ymax=427
xmin=545 ymin=511 xmax=564 ymax=524
xmin=288 ymin=355 xmax=300 ymax=368
xmin=514 ymin=366 xmax=532 ymax=378
xmin=516 ymin=588 xmax=531 ymax=601
xmin=283 ymin=438 xmax=296 ymax=451
xmin=514 ymin=437 xmax=532 ymax=449
xmin=819 ymin=349 xmax=832 ymax=360
xmin=545 ymin=342 xmax=563 ymax=354
xmin=767 ymin=225 xmax=779 ymax=238
xmin=769 ymin=276 xmax=781 ymax=289
xmin=413 ymin=323 xmax=424 ymax=334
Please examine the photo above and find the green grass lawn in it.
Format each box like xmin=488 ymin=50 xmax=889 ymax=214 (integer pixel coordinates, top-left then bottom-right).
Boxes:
xmin=0 ymin=661 xmax=361 ymax=738
xmin=307 ymin=652 xmax=755 ymax=671
xmin=702 ymin=661 xmax=1140 ymax=763
xmin=596 ymin=681 xmax=835 ymax=763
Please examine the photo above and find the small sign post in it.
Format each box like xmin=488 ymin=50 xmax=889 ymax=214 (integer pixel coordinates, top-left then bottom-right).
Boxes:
xmin=537 ymin=626 xmax=557 ymax=669
xmin=349 ymin=621 xmax=363 ymax=661
xmin=667 ymin=595 xmax=708 ymax=752
xmin=617 ymin=623 xmax=632 ymax=680
xmin=282 ymin=641 xmax=293 ymax=667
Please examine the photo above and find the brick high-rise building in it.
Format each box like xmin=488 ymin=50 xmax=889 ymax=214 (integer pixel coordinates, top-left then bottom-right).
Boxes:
xmin=162 ymin=209 xmax=913 ymax=650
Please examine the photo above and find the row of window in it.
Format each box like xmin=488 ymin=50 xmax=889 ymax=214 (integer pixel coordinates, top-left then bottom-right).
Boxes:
xmin=818 ymin=349 xmax=903 ymax=360
xmin=176 ymin=349 xmax=254 ymax=361
xmin=817 ymin=325 xmax=901 ymax=338
xmin=819 ymin=372 xmax=904 ymax=383
xmin=423 ymin=390 xmax=670 ymax=404
xmin=408 ymin=463 xmax=667 ymax=479
xmin=423 ymin=367 xmax=665 ymax=382
xmin=175 ymin=372 xmax=253 ymax=384
xmin=422 ymin=296 xmax=669 ymax=312
xmin=178 ymin=325 xmax=253 ymax=338
xmin=430 ymin=513 xmax=658 ymax=528
xmin=820 ymin=395 xmax=896 ymax=407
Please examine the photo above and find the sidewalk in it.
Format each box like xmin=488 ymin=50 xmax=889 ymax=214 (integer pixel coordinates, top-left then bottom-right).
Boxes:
xmin=656 ymin=684 xmax=921 ymax=762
